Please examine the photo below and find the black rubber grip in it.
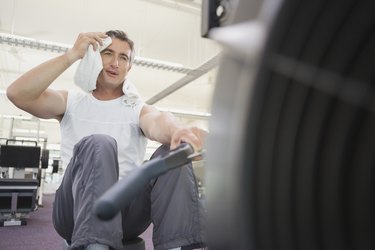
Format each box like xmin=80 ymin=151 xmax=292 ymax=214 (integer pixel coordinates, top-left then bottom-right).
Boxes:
xmin=94 ymin=143 xmax=194 ymax=221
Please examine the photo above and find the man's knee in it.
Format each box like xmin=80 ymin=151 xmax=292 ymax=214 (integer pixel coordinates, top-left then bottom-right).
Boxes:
xmin=79 ymin=134 xmax=117 ymax=148
xmin=74 ymin=134 xmax=118 ymax=157
xmin=150 ymin=144 xmax=170 ymax=159
xmin=71 ymin=134 xmax=119 ymax=178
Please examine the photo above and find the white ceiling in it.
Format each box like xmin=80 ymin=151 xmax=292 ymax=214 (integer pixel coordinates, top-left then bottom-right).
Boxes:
xmin=0 ymin=0 xmax=222 ymax=144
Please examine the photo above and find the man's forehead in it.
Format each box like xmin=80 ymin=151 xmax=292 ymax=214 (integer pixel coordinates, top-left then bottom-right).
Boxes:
xmin=106 ymin=40 xmax=131 ymax=55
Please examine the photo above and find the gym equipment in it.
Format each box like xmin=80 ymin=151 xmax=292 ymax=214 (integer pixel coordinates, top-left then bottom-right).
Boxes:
xmin=0 ymin=139 xmax=41 ymax=226
xmin=204 ymin=0 xmax=375 ymax=249
xmin=94 ymin=143 xmax=195 ymax=220
xmin=40 ymin=149 xmax=49 ymax=169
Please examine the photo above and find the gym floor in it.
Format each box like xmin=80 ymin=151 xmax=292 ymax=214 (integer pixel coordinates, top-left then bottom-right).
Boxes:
xmin=0 ymin=193 xmax=154 ymax=250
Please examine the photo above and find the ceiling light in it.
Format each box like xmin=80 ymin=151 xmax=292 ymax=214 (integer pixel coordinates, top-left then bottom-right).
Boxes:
xmin=0 ymin=32 xmax=192 ymax=73
xmin=158 ymin=107 xmax=211 ymax=119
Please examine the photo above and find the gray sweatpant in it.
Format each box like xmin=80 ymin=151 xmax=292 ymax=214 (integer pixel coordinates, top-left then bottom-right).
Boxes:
xmin=52 ymin=134 xmax=205 ymax=250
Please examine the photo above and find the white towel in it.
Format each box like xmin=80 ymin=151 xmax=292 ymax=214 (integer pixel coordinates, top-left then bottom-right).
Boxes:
xmin=122 ymin=78 xmax=142 ymax=107
xmin=74 ymin=37 xmax=112 ymax=92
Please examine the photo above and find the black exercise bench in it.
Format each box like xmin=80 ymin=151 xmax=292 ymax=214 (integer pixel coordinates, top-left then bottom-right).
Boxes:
xmin=0 ymin=140 xmax=41 ymax=226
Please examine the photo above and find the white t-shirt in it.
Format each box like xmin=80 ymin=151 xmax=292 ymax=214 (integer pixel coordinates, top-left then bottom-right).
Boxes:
xmin=60 ymin=90 xmax=147 ymax=177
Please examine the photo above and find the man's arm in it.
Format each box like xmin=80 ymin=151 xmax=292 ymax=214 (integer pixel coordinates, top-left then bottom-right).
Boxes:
xmin=6 ymin=32 xmax=107 ymax=121
xmin=6 ymin=54 xmax=72 ymax=120
xmin=139 ymin=104 xmax=207 ymax=150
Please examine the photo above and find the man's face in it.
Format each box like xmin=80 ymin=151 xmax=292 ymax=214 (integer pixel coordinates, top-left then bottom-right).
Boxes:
xmin=97 ymin=38 xmax=132 ymax=88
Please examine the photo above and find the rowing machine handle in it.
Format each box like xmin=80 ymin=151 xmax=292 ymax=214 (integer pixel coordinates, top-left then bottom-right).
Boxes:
xmin=94 ymin=143 xmax=194 ymax=221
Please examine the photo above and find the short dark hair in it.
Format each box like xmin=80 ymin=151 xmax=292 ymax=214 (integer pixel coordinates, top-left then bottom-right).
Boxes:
xmin=105 ymin=30 xmax=135 ymax=66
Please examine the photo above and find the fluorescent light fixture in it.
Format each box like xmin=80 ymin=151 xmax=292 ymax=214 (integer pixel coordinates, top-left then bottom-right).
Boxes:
xmin=14 ymin=136 xmax=47 ymax=142
xmin=0 ymin=32 xmax=192 ymax=73
xmin=1 ymin=114 xmax=32 ymax=120
xmin=0 ymin=114 xmax=60 ymax=124
xmin=158 ymin=107 xmax=211 ymax=119
xmin=135 ymin=56 xmax=191 ymax=73
xmin=0 ymin=33 xmax=70 ymax=53
xmin=13 ymin=128 xmax=46 ymax=134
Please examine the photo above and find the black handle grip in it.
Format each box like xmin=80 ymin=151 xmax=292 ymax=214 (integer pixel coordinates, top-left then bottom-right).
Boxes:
xmin=94 ymin=143 xmax=194 ymax=221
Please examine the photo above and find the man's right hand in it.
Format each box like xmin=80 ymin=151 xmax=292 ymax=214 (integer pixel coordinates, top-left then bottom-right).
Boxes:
xmin=67 ymin=32 xmax=109 ymax=63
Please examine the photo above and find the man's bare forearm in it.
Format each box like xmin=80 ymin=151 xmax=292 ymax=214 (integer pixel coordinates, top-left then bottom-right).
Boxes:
xmin=142 ymin=110 xmax=181 ymax=145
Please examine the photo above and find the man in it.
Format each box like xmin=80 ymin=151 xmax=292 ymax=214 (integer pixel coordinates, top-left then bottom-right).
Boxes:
xmin=7 ymin=30 xmax=206 ymax=250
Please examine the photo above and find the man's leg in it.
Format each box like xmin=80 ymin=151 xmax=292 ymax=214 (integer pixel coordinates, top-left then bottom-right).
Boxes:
xmin=148 ymin=145 xmax=206 ymax=250
xmin=121 ymin=184 xmax=152 ymax=242
xmin=52 ymin=134 xmax=124 ymax=250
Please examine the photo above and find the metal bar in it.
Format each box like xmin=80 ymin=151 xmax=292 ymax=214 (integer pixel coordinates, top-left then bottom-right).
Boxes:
xmin=146 ymin=53 xmax=221 ymax=104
